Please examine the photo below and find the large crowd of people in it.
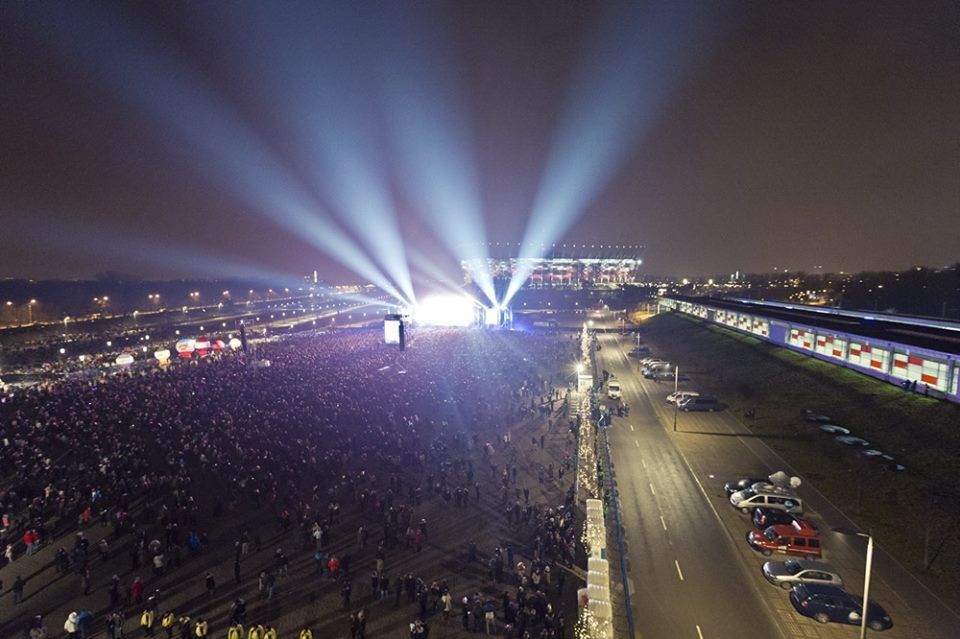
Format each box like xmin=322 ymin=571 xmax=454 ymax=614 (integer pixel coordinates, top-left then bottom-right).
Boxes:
xmin=0 ymin=326 xmax=581 ymax=638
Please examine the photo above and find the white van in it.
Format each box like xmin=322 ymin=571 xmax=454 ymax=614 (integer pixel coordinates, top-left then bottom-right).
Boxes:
xmin=607 ymin=380 xmax=622 ymax=399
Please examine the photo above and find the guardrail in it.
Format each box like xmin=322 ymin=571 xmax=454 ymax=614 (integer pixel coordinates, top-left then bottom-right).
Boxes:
xmin=601 ymin=423 xmax=637 ymax=639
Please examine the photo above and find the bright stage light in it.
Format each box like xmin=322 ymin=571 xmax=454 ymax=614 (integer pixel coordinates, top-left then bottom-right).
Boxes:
xmin=412 ymin=295 xmax=477 ymax=327
xmin=484 ymin=306 xmax=500 ymax=326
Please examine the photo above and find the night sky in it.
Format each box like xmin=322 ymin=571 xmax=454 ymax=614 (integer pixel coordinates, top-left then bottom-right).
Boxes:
xmin=1 ymin=0 xmax=957 ymax=283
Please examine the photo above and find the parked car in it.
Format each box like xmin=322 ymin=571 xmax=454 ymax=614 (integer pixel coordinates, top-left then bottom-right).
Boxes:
xmin=752 ymin=507 xmax=807 ymax=530
xmin=762 ymin=559 xmax=843 ymax=589
xmin=628 ymin=346 xmax=651 ymax=357
xmin=730 ymin=484 xmax=802 ymax=515
xmin=667 ymin=391 xmax=700 ymax=405
xmin=747 ymin=520 xmax=822 ymax=558
xmin=789 ymin=583 xmax=892 ymax=630
xmin=723 ymin=477 xmax=768 ymax=497
xmin=678 ymin=396 xmax=721 ymax=411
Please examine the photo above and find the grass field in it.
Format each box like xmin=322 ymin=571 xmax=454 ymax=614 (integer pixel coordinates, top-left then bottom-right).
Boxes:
xmin=640 ymin=312 xmax=960 ymax=605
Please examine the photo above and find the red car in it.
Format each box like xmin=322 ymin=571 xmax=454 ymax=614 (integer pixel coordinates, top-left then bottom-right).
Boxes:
xmin=747 ymin=520 xmax=822 ymax=558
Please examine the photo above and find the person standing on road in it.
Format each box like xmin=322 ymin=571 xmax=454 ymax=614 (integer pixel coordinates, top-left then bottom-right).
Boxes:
xmin=161 ymin=611 xmax=175 ymax=639
xmin=140 ymin=609 xmax=156 ymax=637
xmin=13 ymin=574 xmax=25 ymax=604
xmin=64 ymin=612 xmax=79 ymax=639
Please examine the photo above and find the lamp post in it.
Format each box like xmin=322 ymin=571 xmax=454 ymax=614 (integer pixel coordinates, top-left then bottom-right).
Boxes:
xmin=673 ymin=366 xmax=680 ymax=432
xmin=859 ymin=532 xmax=874 ymax=639
xmin=28 ymin=299 xmax=37 ymax=324
xmin=834 ymin=529 xmax=874 ymax=639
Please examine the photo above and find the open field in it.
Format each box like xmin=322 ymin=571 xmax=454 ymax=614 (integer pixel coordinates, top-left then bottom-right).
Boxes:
xmin=639 ymin=312 xmax=960 ymax=608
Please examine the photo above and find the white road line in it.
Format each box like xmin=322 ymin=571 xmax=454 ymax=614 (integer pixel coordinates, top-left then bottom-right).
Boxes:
xmin=634 ymin=439 xmax=640 ymax=448
xmin=649 ymin=482 xmax=657 ymax=496
xmin=641 ymin=457 xmax=647 ymax=469
xmin=629 ymin=423 xmax=635 ymax=431
xmin=660 ymin=515 xmax=667 ymax=530
xmin=696 ymin=624 xmax=704 ymax=639
xmin=675 ymin=559 xmax=684 ymax=581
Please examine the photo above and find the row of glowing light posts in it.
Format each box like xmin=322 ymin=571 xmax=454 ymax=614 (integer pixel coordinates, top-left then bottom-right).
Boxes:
xmin=577 ymin=498 xmax=613 ymax=639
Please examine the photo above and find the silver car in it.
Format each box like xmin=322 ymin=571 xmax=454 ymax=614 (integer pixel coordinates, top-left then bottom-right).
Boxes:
xmin=762 ymin=559 xmax=843 ymax=590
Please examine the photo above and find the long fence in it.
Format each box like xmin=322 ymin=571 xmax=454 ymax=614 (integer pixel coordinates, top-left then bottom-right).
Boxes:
xmin=577 ymin=328 xmax=637 ymax=639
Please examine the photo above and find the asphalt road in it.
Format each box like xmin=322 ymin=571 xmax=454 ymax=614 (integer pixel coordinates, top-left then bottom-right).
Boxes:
xmin=597 ymin=335 xmax=786 ymax=639
xmin=596 ymin=331 xmax=954 ymax=639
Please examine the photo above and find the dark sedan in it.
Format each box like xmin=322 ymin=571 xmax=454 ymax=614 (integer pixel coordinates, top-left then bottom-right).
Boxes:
xmin=790 ymin=583 xmax=892 ymax=631
xmin=752 ymin=507 xmax=807 ymax=530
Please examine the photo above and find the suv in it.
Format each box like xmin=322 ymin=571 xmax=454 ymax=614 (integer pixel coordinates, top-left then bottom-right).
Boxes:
xmin=747 ymin=520 xmax=822 ymax=558
xmin=789 ymin=583 xmax=892 ymax=630
xmin=730 ymin=484 xmax=802 ymax=515
xmin=677 ymin=396 xmax=721 ymax=412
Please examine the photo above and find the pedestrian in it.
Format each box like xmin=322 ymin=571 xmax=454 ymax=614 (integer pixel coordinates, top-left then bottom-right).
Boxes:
xmin=81 ymin=568 xmax=92 ymax=595
xmin=298 ymin=630 xmax=313 ymax=639
xmin=161 ymin=612 xmax=175 ymax=639
xmin=131 ymin=576 xmax=144 ymax=604
xmin=441 ymin=590 xmax=452 ymax=619
xmin=140 ymin=609 xmax=156 ymax=637
xmin=13 ymin=574 xmax=25 ymax=604
xmin=204 ymin=572 xmax=215 ymax=596
xmin=234 ymin=559 xmax=241 ymax=584
xmin=64 ymin=612 xmax=80 ymax=639
xmin=341 ymin=581 xmax=352 ymax=609
xmin=177 ymin=615 xmax=191 ymax=639
xmin=193 ymin=618 xmax=208 ymax=639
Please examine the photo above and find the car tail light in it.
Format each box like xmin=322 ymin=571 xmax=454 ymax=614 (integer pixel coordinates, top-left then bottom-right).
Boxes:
xmin=801 ymin=600 xmax=808 ymax=608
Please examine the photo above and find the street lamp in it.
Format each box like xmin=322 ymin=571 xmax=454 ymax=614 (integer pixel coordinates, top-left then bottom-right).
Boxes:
xmin=28 ymin=299 xmax=37 ymax=324
xmin=834 ymin=529 xmax=875 ymax=639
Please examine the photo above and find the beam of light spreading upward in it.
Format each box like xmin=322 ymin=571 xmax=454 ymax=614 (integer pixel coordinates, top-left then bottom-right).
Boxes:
xmin=504 ymin=1 xmax=723 ymax=304
xmin=10 ymin=210 xmax=311 ymax=290
xmin=216 ymin=2 xmax=417 ymax=306
xmin=371 ymin=5 xmax=498 ymax=307
xmin=9 ymin=2 xmax=408 ymax=305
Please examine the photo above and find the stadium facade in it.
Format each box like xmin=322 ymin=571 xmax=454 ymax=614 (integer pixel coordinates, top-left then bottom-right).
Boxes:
xmin=462 ymin=243 xmax=644 ymax=289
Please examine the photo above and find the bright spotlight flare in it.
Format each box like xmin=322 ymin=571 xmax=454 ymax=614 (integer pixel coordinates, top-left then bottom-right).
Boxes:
xmin=409 ymin=294 xmax=481 ymax=327
xmin=503 ymin=0 xmax=722 ymax=305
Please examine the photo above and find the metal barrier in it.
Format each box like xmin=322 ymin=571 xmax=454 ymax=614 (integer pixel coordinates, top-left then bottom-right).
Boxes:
xmin=601 ymin=424 xmax=638 ymax=639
